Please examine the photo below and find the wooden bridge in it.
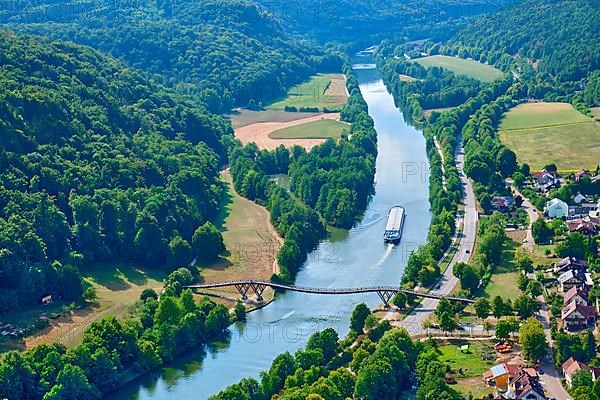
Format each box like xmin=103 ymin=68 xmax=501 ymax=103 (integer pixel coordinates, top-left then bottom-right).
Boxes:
xmin=184 ymin=280 xmax=474 ymax=308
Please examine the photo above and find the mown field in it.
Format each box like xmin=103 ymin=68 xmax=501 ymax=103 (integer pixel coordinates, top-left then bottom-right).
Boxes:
xmin=199 ymin=171 xmax=282 ymax=305
xmin=412 ymin=55 xmax=504 ymax=82
xmin=499 ymin=102 xmax=600 ymax=170
xmin=269 ymin=119 xmax=349 ymax=139
xmin=266 ymin=73 xmax=348 ymax=111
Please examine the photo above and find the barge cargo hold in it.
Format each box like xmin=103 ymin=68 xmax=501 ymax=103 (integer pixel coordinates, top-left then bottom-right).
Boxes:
xmin=383 ymin=206 xmax=405 ymax=243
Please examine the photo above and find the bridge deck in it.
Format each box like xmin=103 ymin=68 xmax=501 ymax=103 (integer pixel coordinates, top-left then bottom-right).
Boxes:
xmin=184 ymin=280 xmax=474 ymax=303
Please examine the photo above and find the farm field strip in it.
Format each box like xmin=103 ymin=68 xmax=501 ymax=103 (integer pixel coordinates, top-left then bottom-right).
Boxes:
xmin=498 ymin=102 xmax=600 ymax=170
xmin=266 ymin=73 xmax=348 ymax=111
xmin=269 ymin=118 xmax=349 ymax=139
xmin=412 ymin=55 xmax=504 ymax=82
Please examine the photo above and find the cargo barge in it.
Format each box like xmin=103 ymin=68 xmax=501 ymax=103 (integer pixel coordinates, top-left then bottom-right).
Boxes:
xmin=383 ymin=206 xmax=405 ymax=243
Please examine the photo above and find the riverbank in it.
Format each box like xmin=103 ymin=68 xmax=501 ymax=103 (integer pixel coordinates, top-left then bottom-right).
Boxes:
xmin=105 ymin=55 xmax=432 ymax=400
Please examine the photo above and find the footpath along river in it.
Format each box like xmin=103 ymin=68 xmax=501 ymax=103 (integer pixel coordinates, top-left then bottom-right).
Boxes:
xmin=108 ymin=55 xmax=432 ymax=399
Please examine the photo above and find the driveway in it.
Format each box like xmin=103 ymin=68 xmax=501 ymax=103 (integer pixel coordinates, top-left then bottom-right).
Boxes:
xmin=514 ymin=186 xmax=540 ymax=252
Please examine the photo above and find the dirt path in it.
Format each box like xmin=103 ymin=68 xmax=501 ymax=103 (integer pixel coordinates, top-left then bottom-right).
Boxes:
xmin=234 ymin=113 xmax=341 ymax=150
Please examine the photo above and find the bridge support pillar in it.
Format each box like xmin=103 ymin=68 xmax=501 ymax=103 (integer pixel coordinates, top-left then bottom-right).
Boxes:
xmin=249 ymin=282 xmax=267 ymax=302
xmin=234 ymin=283 xmax=250 ymax=301
xmin=377 ymin=290 xmax=396 ymax=309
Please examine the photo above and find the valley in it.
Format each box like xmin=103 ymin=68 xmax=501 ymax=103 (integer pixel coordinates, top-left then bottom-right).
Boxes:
xmin=0 ymin=1 xmax=599 ymax=400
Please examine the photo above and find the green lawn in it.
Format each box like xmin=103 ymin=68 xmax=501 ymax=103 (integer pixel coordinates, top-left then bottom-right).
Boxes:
xmin=412 ymin=55 xmax=504 ymax=82
xmin=438 ymin=340 xmax=496 ymax=377
xmin=498 ymin=103 xmax=600 ymax=170
xmin=269 ymin=119 xmax=349 ymax=139
xmin=472 ymin=237 xmax=521 ymax=301
xmin=266 ymin=73 xmax=348 ymax=111
xmin=437 ymin=340 xmax=496 ymax=399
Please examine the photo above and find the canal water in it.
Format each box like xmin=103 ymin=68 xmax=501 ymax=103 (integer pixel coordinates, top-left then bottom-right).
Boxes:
xmin=107 ymin=55 xmax=431 ymax=400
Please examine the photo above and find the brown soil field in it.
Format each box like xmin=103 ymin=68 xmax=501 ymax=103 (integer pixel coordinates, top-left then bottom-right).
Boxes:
xmin=234 ymin=113 xmax=341 ymax=150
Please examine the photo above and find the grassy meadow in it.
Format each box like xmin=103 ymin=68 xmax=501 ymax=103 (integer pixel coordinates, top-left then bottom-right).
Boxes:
xmin=266 ymin=73 xmax=348 ymax=111
xmin=269 ymin=119 xmax=348 ymax=139
xmin=412 ymin=55 xmax=504 ymax=82
xmin=498 ymin=102 xmax=600 ymax=170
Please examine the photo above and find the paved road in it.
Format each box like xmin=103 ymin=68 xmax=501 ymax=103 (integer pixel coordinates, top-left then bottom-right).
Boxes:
xmin=536 ymin=298 xmax=572 ymax=400
xmin=399 ymin=145 xmax=478 ymax=335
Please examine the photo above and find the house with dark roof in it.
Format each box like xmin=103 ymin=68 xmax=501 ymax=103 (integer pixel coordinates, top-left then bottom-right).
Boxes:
xmin=534 ymin=170 xmax=560 ymax=192
xmin=554 ymin=257 xmax=588 ymax=274
xmin=562 ymin=300 xmax=597 ymax=331
xmin=506 ymin=370 xmax=546 ymax=400
xmin=492 ymin=196 xmax=515 ymax=212
xmin=558 ymin=269 xmax=593 ymax=292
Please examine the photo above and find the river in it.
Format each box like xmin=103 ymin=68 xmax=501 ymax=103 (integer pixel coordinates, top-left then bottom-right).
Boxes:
xmin=107 ymin=55 xmax=431 ymax=400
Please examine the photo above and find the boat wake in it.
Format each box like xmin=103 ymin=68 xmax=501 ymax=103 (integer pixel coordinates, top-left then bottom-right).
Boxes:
xmin=371 ymin=243 xmax=394 ymax=269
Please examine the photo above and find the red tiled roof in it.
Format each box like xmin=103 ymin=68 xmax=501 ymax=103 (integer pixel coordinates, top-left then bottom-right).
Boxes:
xmin=562 ymin=301 xmax=597 ymax=320
xmin=563 ymin=286 xmax=589 ymax=304
xmin=562 ymin=357 xmax=588 ymax=377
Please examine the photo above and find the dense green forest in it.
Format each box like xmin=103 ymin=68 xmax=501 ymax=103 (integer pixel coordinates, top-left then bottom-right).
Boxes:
xmin=289 ymin=62 xmax=377 ymax=228
xmin=0 ymin=271 xmax=232 ymax=399
xmin=210 ymin=306 xmax=462 ymax=400
xmin=0 ymin=31 xmax=231 ymax=312
xmin=0 ymin=0 xmax=340 ymax=112
xmin=441 ymin=0 xmax=600 ymax=104
xmin=255 ymin=0 xmax=514 ymax=50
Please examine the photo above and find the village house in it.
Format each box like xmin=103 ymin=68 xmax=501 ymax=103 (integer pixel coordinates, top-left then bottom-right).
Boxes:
xmin=568 ymin=203 xmax=599 ymax=219
xmin=492 ymin=196 xmax=515 ymax=212
xmin=554 ymin=257 xmax=588 ymax=274
xmin=558 ymin=269 xmax=593 ymax=292
xmin=506 ymin=370 xmax=545 ymax=400
xmin=575 ymin=169 xmax=593 ymax=182
xmin=562 ymin=357 xmax=589 ymax=387
xmin=593 ymin=367 xmax=600 ymax=382
xmin=563 ymin=286 xmax=589 ymax=306
xmin=483 ymin=363 xmax=521 ymax=390
xmin=534 ymin=170 xmax=560 ymax=192
xmin=589 ymin=200 xmax=600 ymax=219
xmin=492 ymin=369 xmax=545 ymax=400
xmin=573 ymin=192 xmax=587 ymax=204
xmin=561 ymin=300 xmax=597 ymax=331
xmin=544 ymin=198 xmax=568 ymax=219
xmin=566 ymin=216 xmax=599 ymax=236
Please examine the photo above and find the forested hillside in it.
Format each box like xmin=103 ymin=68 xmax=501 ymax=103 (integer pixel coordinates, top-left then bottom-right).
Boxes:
xmin=255 ymin=0 xmax=515 ymax=50
xmin=445 ymin=0 xmax=600 ymax=100
xmin=0 ymin=31 xmax=232 ymax=312
xmin=0 ymin=0 xmax=339 ymax=112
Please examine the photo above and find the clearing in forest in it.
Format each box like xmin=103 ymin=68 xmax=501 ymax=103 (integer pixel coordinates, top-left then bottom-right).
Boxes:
xmin=234 ymin=112 xmax=341 ymax=150
xmin=412 ymin=55 xmax=504 ymax=82
xmin=498 ymin=102 xmax=600 ymax=170
xmin=198 ymin=171 xmax=283 ymax=305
